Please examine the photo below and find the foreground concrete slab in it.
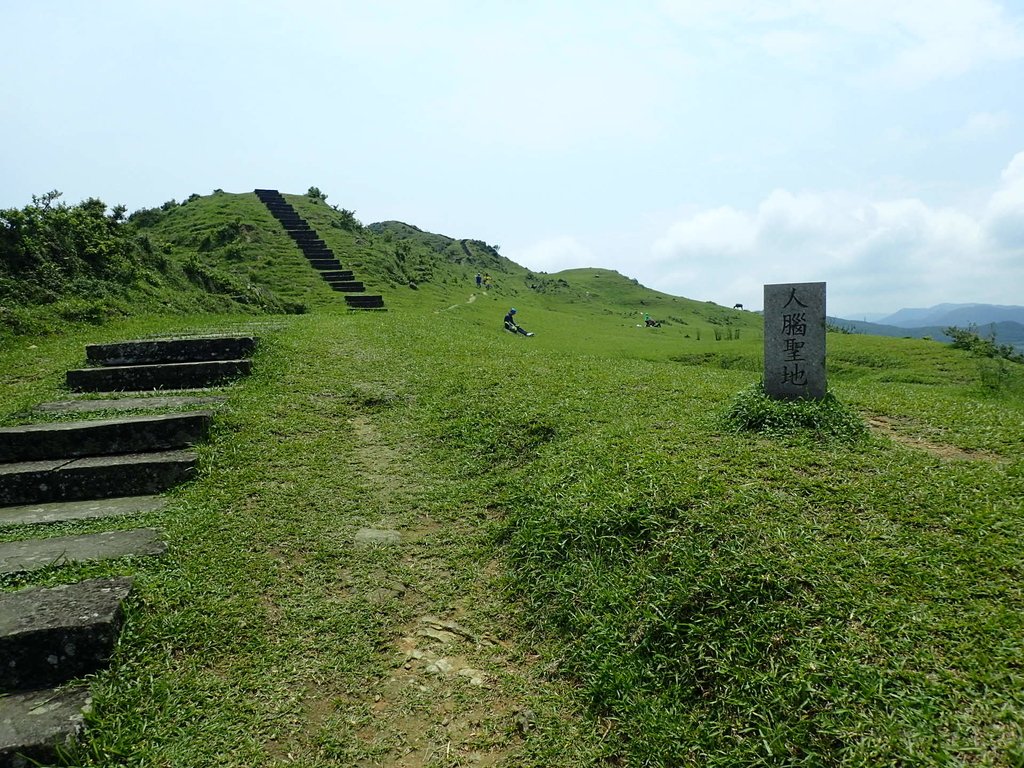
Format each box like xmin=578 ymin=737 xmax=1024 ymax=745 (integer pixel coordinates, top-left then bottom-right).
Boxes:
xmin=0 ymin=412 xmax=212 ymax=462
xmin=0 ymin=686 xmax=91 ymax=768
xmin=85 ymin=336 xmax=257 ymax=366
xmin=35 ymin=395 xmax=226 ymax=414
xmin=0 ymin=451 xmax=196 ymax=506
xmin=0 ymin=577 xmax=133 ymax=690
xmin=0 ymin=528 xmax=166 ymax=576
xmin=66 ymin=360 xmax=252 ymax=393
xmin=0 ymin=496 xmax=166 ymax=528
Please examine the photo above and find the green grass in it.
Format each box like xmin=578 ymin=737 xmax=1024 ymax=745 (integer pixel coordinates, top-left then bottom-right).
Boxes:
xmin=2 ymin=191 xmax=1023 ymax=766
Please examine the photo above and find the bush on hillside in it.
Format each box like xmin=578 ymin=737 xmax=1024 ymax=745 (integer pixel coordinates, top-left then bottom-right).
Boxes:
xmin=127 ymin=206 xmax=166 ymax=228
xmin=1 ymin=191 xmax=141 ymax=284
xmin=944 ymin=325 xmax=1024 ymax=364
xmin=329 ymin=207 xmax=361 ymax=231
xmin=1 ymin=191 xmax=307 ymax=337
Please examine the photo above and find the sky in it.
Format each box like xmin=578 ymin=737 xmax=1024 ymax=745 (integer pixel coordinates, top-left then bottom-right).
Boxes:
xmin=2 ymin=1 xmax=1023 ymax=318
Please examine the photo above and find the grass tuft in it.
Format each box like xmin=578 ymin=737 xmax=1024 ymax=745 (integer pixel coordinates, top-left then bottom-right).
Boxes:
xmin=722 ymin=382 xmax=868 ymax=442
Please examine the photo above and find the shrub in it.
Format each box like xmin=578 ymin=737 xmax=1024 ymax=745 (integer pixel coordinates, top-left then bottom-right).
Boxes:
xmin=945 ymin=325 xmax=1024 ymax=363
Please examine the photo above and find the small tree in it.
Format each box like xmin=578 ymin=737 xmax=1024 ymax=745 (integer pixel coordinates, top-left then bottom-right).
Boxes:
xmin=945 ymin=325 xmax=1023 ymax=363
xmin=307 ymin=186 xmax=327 ymax=202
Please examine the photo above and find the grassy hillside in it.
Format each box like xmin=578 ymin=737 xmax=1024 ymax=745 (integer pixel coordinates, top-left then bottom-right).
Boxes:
xmin=0 ymin=192 xmax=306 ymax=343
xmin=136 ymin=191 xmax=765 ymax=361
xmin=2 ymin=189 xmax=1023 ymax=766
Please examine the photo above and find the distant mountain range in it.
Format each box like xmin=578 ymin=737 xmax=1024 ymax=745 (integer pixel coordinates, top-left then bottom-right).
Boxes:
xmin=875 ymin=303 xmax=1024 ymax=328
xmin=830 ymin=303 xmax=1024 ymax=351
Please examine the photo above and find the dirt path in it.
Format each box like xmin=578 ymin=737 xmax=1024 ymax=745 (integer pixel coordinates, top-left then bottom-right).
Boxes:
xmin=866 ymin=414 xmax=1002 ymax=463
xmin=333 ymin=411 xmax=567 ymax=766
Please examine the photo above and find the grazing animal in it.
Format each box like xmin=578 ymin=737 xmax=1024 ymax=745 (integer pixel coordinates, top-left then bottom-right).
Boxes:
xmin=733 ymin=303 xmax=743 ymax=310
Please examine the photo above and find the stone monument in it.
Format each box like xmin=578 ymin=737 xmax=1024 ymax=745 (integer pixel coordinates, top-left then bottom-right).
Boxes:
xmin=763 ymin=282 xmax=827 ymax=399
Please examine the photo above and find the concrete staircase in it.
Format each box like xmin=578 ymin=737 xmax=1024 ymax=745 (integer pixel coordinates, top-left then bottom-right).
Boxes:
xmin=254 ymin=189 xmax=386 ymax=310
xmin=0 ymin=335 xmax=256 ymax=765
xmin=66 ymin=336 xmax=256 ymax=393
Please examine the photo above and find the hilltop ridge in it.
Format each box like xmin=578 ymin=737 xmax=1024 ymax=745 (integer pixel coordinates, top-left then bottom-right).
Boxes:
xmin=2 ymin=188 xmax=756 ymax=345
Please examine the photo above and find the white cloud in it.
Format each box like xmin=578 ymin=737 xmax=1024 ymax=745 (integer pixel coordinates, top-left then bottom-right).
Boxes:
xmin=758 ymin=30 xmax=826 ymax=60
xmin=511 ymin=236 xmax=595 ymax=273
xmin=985 ymin=150 xmax=1024 ymax=248
xmin=653 ymin=206 xmax=756 ymax=259
xmin=658 ymin=0 xmax=1024 ymax=87
xmin=956 ymin=111 xmax=1012 ymax=140
xmin=647 ymin=152 xmax=1024 ymax=315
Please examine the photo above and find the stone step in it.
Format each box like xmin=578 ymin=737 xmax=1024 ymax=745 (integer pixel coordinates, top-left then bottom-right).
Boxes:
xmin=330 ymin=282 xmax=365 ymax=292
xmin=86 ymin=336 xmax=256 ymax=366
xmin=0 ymin=686 xmax=91 ymax=767
xmin=0 ymin=412 xmax=212 ymax=463
xmin=0 ymin=450 xmax=196 ymax=507
xmin=67 ymin=359 xmax=251 ymax=392
xmin=0 ymin=528 xmax=166 ymax=576
xmin=34 ymin=394 xmax=226 ymax=414
xmin=345 ymin=295 xmax=386 ymax=309
xmin=0 ymin=577 xmax=133 ymax=691
xmin=0 ymin=496 xmax=166 ymax=528
xmin=319 ymin=271 xmax=355 ymax=281
xmin=308 ymin=260 xmax=342 ymax=270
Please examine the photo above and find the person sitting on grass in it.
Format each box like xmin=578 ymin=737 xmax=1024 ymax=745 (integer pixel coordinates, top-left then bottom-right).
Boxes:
xmin=504 ymin=308 xmax=534 ymax=336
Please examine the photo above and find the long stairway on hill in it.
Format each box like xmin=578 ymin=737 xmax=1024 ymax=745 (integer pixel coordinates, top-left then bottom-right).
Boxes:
xmin=0 ymin=335 xmax=256 ymax=766
xmin=254 ymin=189 xmax=385 ymax=310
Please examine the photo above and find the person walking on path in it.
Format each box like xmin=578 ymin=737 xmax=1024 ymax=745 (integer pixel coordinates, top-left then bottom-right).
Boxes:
xmin=475 ymin=273 xmax=482 ymax=289
xmin=504 ymin=307 xmax=533 ymax=336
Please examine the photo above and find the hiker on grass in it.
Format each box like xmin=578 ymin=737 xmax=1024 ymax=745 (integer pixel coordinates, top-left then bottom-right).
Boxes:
xmin=504 ymin=307 xmax=533 ymax=336
xmin=475 ymin=272 xmax=482 ymax=289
